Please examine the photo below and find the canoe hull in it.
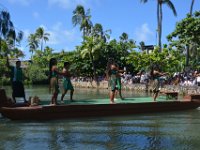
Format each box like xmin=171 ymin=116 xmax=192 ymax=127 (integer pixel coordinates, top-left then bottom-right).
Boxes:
xmin=0 ymin=101 xmax=199 ymax=120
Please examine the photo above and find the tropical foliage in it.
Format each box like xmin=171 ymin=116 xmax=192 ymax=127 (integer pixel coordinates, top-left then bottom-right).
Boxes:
xmin=167 ymin=11 xmax=200 ymax=68
xmin=72 ymin=5 xmax=92 ymax=38
xmin=0 ymin=10 xmax=23 ymax=57
xmin=0 ymin=5 xmax=200 ymax=85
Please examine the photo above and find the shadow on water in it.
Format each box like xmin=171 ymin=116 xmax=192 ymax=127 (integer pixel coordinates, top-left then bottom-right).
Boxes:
xmin=1 ymin=85 xmax=200 ymax=150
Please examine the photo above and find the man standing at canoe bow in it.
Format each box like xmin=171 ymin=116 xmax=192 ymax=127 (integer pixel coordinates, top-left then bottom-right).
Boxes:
xmin=7 ymin=57 xmax=27 ymax=103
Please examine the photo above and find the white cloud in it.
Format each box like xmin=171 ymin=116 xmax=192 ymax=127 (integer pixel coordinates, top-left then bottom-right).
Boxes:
xmin=7 ymin=0 xmax=31 ymax=6
xmin=49 ymin=22 xmax=78 ymax=44
xmin=47 ymin=0 xmax=99 ymax=9
xmin=23 ymin=29 xmax=31 ymax=39
xmin=52 ymin=22 xmax=63 ymax=31
xmin=21 ymin=23 xmax=81 ymax=58
xmin=38 ymin=23 xmax=81 ymax=50
xmin=48 ymin=0 xmax=76 ymax=9
xmin=134 ymin=23 xmax=154 ymax=43
xmin=33 ymin=12 xmax=40 ymax=19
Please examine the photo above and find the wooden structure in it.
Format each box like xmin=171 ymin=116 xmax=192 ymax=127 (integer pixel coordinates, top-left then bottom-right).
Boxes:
xmin=0 ymin=89 xmax=200 ymax=121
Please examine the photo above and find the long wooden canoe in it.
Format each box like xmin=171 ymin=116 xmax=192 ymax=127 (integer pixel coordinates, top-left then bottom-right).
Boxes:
xmin=0 ymin=99 xmax=199 ymax=120
xmin=1 ymin=88 xmax=200 ymax=121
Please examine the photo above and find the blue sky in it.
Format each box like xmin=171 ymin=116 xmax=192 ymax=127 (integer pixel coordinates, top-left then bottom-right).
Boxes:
xmin=1 ymin=0 xmax=200 ymax=59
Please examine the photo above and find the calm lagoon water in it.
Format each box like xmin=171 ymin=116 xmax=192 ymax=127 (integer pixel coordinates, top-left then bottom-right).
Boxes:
xmin=1 ymin=85 xmax=200 ymax=150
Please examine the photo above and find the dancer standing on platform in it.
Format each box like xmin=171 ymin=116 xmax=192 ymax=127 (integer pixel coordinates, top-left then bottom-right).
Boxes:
xmin=49 ymin=58 xmax=63 ymax=105
xmin=116 ymin=64 xmax=125 ymax=100
xmin=60 ymin=62 xmax=74 ymax=103
xmin=106 ymin=59 xmax=125 ymax=104
xmin=150 ymin=64 xmax=168 ymax=101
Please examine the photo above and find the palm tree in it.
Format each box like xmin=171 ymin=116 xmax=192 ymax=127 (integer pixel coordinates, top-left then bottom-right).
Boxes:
xmin=119 ymin=32 xmax=137 ymax=66
xmin=141 ymin=0 xmax=177 ymax=52
xmin=6 ymin=29 xmax=23 ymax=49
xmin=35 ymin=27 xmax=50 ymax=51
xmin=92 ymin=23 xmax=111 ymax=42
xmin=28 ymin=33 xmax=39 ymax=59
xmin=120 ymin=32 xmax=128 ymax=42
xmin=0 ymin=10 xmax=23 ymax=58
xmin=15 ymin=30 xmax=23 ymax=45
xmin=0 ymin=10 xmax=14 ymax=54
xmin=93 ymin=23 xmax=103 ymax=38
xmin=72 ymin=5 xmax=93 ymax=38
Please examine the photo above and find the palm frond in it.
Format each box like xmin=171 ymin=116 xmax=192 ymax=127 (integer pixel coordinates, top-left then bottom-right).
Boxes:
xmin=140 ymin=0 xmax=148 ymax=3
xmin=163 ymin=0 xmax=177 ymax=16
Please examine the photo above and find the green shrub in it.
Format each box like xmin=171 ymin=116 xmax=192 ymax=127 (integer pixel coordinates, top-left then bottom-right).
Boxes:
xmin=26 ymin=64 xmax=48 ymax=84
xmin=0 ymin=76 xmax=10 ymax=86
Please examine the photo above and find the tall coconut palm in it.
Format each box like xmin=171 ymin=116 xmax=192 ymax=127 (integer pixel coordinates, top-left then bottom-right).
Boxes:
xmin=93 ymin=23 xmax=103 ymax=38
xmin=141 ymin=0 xmax=177 ymax=52
xmin=120 ymin=32 xmax=128 ymax=42
xmin=6 ymin=29 xmax=23 ymax=49
xmin=15 ymin=30 xmax=23 ymax=45
xmin=0 ymin=10 xmax=14 ymax=54
xmin=28 ymin=33 xmax=39 ymax=59
xmin=35 ymin=27 xmax=50 ymax=51
xmin=92 ymin=23 xmax=111 ymax=42
xmin=0 ymin=10 xmax=23 ymax=57
xmin=72 ymin=5 xmax=93 ymax=38
xmin=5 ymin=29 xmax=16 ymax=48
xmin=119 ymin=32 xmax=129 ymax=66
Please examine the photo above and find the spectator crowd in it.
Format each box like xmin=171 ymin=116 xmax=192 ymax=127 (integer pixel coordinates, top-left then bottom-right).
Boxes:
xmin=70 ymin=70 xmax=200 ymax=87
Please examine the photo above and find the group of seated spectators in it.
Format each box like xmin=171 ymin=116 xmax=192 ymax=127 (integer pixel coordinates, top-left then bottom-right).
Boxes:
xmin=70 ymin=70 xmax=200 ymax=87
xmin=122 ymin=70 xmax=200 ymax=87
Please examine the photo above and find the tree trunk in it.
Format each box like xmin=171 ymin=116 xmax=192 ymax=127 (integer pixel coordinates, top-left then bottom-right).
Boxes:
xmin=41 ymin=39 xmax=43 ymax=51
xmin=83 ymin=27 xmax=86 ymax=41
xmin=186 ymin=45 xmax=190 ymax=67
xmin=159 ymin=3 xmax=162 ymax=52
xmin=92 ymin=60 xmax=97 ymax=82
xmin=158 ymin=2 xmax=162 ymax=52
xmin=0 ymin=37 xmax=1 ymax=56
xmin=90 ymin=53 xmax=97 ymax=83
xmin=190 ymin=0 xmax=195 ymax=15
xmin=187 ymin=0 xmax=195 ymax=66
xmin=157 ymin=2 xmax=159 ymax=49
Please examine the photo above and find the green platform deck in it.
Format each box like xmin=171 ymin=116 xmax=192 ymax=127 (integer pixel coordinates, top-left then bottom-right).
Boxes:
xmin=41 ymin=95 xmax=178 ymax=105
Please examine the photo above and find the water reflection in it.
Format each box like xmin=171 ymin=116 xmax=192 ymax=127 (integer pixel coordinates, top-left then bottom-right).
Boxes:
xmin=1 ymin=111 xmax=200 ymax=150
xmin=0 ymin=86 xmax=200 ymax=150
xmin=2 ymin=85 xmax=150 ymax=101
